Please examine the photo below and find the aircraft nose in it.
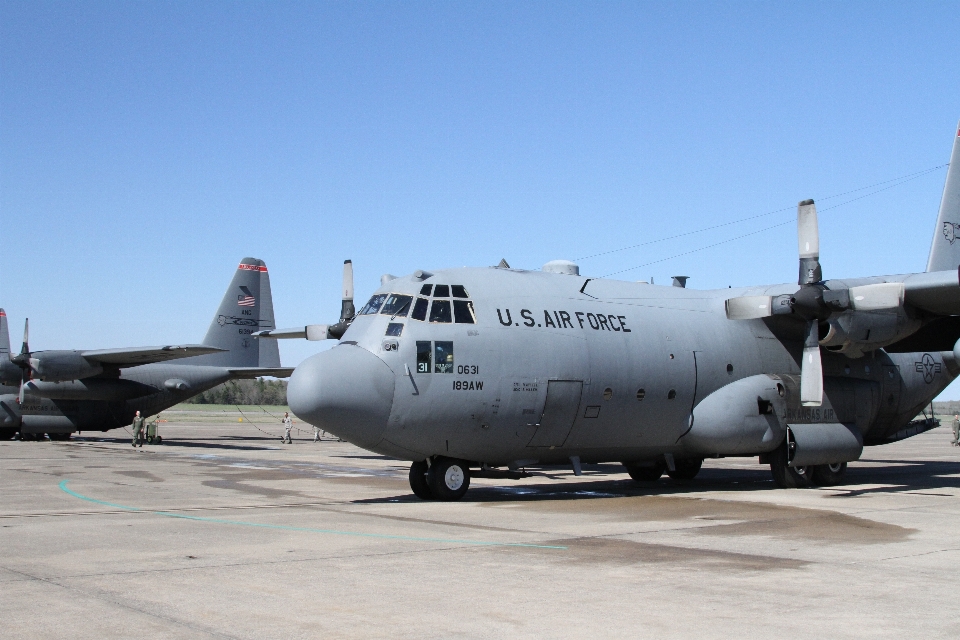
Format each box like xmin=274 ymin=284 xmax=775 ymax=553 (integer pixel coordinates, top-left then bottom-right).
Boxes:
xmin=287 ymin=345 xmax=395 ymax=449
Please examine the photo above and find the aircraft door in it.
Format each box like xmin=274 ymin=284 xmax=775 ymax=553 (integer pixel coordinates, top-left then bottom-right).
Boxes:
xmin=527 ymin=380 xmax=583 ymax=448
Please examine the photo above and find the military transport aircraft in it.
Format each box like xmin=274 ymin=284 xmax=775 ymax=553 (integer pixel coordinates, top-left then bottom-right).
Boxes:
xmin=266 ymin=122 xmax=960 ymax=501
xmin=0 ymin=258 xmax=292 ymax=440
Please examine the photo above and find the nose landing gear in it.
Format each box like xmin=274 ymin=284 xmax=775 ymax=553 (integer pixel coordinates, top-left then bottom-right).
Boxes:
xmin=408 ymin=457 xmax=471 ymax=501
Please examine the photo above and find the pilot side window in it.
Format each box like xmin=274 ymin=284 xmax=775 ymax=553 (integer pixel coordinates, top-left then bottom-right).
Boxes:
xmin=429 ymin=299 xmax=452 ymax=323
xmin=411 ymin=297 xmax=428 ymax=321
xmin=453 ymin=300 xmax=475 ymax=324
xmin=434 ymin=341 xmax=454 ymax=373
xmin=359 ymin=294 xmax=388 ymax=315
xmin=416 ymin=341 xmax=431 ymax=373
xmin=380 ymin=294 xmax=412 ymax=318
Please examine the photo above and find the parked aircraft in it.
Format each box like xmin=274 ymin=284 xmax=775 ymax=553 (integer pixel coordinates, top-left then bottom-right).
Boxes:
xmin=269 ymin=122 xmax=960 ymax=500
xmin=0 ymin=258 xmax=292 ymax=440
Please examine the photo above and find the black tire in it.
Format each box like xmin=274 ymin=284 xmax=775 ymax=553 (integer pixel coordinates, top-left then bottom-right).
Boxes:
xmin=48 ymin=433 xmax=71 ymax=441
xmin=156 ymin=436 xmax=162 ymax=444
xmin=811 ymin=462 xmax=847 ymax=486
xmin=769 ymin=441 xmax=812 ymax=488
xmin=623 ymin=461 xmax=665 ymax=482
xmin=0 ymin=428 xmax=17 ymax=440
xmin=667 ymin=458 xmax=703 ymax=481
xmin=409 ymin=460 xmax=433 ymax=500
xmin=427 ymin=457 xmax=471 ymax=501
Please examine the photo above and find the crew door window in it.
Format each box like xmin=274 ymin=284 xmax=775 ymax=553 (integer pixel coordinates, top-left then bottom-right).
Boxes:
xmin=416 ymin=341 xmax=432 ymax=373
xmin=434 ymin=341 xmax=454 ymax=373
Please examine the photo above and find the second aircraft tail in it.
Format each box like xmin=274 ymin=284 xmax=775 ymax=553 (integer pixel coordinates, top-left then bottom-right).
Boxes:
xmin=926 ymin=120 xmax=960 ymax=272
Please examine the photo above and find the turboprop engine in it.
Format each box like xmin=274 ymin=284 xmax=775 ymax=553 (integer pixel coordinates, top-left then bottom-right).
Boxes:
xmin=27 ymin=351 xmax=104 ymax=382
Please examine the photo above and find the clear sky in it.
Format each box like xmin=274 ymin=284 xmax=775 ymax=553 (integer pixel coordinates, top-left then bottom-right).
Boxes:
xmin=3 ymin=2 xmax=960 ymax=395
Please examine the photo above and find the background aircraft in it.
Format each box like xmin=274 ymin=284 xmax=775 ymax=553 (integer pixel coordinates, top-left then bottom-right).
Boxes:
xmin=0 ymin=258 xmax=291 ymax=440
xmin=277 ymin=122 xmax=960 ymax=500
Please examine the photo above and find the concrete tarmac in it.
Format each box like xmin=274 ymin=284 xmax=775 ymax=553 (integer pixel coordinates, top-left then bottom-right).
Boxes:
xmin=2 ymin=415 xmax=960 ymax=639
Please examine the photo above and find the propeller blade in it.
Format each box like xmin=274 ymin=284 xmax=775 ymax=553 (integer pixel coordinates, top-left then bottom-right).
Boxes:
xmin=797 ymin=199 xmax=822 ymax=285
xmin=848 ymin=282 xmax=905 ymax=311
xmin=725 ymin=296 xmax=774 ymax=320
xmin=800 ymin=320 xmax=823 ymax=407
xmin=340 ymin=260 xmax=355 ymax=322
xmin=20 ymin=318 xmax=29 ymax=357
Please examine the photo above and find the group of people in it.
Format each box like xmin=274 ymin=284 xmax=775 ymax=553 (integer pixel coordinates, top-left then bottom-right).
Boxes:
xmin=281 ymin=411 xmax=330 ymax=444
xmin=130 ymin=409 xmax=333 ymax=446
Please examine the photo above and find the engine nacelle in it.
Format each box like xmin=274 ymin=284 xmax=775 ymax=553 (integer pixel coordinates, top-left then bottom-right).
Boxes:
xmin=786 ymin=422 xmax=863 ymax=467
xmin=28 ymin=351 xmax=103 ymax=382
xmin=682 ymin=374 xmax=788 ymax=456
xmin=819 ymin=309 xmax=921 ymax=358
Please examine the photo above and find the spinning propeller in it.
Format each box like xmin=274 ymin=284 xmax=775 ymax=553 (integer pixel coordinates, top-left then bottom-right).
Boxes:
xmin=725 ymin=200 xmax=905 ymax=406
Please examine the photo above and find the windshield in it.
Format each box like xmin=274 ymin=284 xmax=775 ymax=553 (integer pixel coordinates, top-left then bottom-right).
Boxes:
xmin=380 ymin=294 xmax=413 ymax=318
xmin=359 ymin=294 xmax=388 ymax=315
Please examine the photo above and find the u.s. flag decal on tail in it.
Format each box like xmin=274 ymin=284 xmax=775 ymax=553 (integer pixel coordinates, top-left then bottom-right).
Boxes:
xmin=238 ymin=295 xmax=256 ymax=307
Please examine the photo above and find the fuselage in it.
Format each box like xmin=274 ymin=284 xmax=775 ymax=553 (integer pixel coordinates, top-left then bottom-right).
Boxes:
xmin=5 ymin=363 xmax=234 ymax=434
xmin=288 ymin=266 xmax=956 ymax=467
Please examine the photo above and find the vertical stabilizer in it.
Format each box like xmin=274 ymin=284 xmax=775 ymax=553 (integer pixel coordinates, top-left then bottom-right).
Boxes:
xmin=182 ymin=258 xmax=281 ymax=368
xmin=926 ymin=120 xmax=960 ymax=272
xmin=0 ymin=309 xmax=21 ymax=386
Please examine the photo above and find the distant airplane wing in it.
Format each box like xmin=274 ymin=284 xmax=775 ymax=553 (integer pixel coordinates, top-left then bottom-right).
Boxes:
xmin=226 ymin=367 xmax=295 ymax=379
xmin=80 ymin=345 xmax=226 ymax=366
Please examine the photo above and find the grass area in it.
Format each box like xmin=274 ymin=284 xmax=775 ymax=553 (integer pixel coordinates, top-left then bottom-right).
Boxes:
xmin=156 ymin=404 xmax=291 ymax=424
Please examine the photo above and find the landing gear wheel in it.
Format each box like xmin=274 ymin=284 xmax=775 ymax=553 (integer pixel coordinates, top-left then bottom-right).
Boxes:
xmin=409 ymin=460 xmax=433 ymax=500
xmin=623 ymin=461 xmax=665 ymax=482
xmin=667 ymin=458 xmax=703 ymax=481
xmin=427 ymin=457 xmax=471 ymax=501
xmin=811 ymin=462 xmax=847 ymax=486
xmin=769 ymin=441 xmax=812 ymax=488
xmin=0 ymin=428 xmax=17 ymax=440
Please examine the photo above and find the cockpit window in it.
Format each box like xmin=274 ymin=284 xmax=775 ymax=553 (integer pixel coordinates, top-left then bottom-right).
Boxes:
xmin=380 ymin=294 xmax=413 ymax=318
xmin=411 ymin=297 xmax=428 ymax=321
xmin=453 ymin=300 xmax=475 ymax=324
xmin=429 ymin=299 xmax=452 ymax=323
xmin=433 ymin=284 xmax=450 ymax=298
xmin=420 ymin=284 xmax=433 ymax=296
xmin=359 ymin=294 xmax=388 ymax=315
xmin=451 ymin=285 xmax=469 ymax=298
xmin=434 ymin=341 xmax=454 ymax=373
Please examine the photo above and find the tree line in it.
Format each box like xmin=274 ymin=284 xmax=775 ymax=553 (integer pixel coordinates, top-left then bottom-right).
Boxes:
xmin=183 ymin=378 xmax=288 ymax=405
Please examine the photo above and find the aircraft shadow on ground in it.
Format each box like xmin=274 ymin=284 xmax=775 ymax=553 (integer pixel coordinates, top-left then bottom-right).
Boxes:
xmin=74 ymin=437 xmax=282 ymax=452
xmin=353 ymin=459 xmax=960 ymax=504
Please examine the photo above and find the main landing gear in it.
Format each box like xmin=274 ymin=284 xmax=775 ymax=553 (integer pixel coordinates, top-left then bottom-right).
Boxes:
xmin=768 ymin=441 xmax=848 ymax=488
xmin=408 ymin=457 xmax=471 ymax=501
xmin=623 ymin=457 xmax=704 ymax=483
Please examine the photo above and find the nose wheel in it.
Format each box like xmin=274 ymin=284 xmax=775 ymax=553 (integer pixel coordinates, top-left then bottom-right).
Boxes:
xmin=408 ymin=457 xmax=471 ymax=501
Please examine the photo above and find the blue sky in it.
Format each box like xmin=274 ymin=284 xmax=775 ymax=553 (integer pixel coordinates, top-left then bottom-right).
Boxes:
xmin=3 ymin=2 xmax=960 ymax=395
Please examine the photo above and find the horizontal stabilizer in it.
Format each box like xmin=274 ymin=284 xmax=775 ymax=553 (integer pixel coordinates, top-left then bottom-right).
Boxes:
xmin=80 ymin=345 xmax=225 ymax=366
xmin=254 ymin=325 xmax=330 ymax=341
xmin=226 ymin=367 xmax=295 ymax=379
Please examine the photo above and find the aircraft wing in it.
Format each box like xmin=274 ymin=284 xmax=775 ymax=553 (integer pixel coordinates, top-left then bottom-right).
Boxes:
xmin=903 ymin=270 xmax=960 ymax=316
xmin=226 ymin=367 xmax=295 ymax=379
xmin=79 ymin=345 xmax=226 ymax=366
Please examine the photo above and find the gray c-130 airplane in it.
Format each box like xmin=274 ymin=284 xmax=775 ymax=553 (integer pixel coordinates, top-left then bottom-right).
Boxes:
xmin=0 ymin=258 xmax=292 ymax=440
xmin=272 ymin=122 xmax=960 ymax=501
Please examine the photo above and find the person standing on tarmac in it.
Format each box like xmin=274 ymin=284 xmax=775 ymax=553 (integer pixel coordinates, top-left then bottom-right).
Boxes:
xmin=131 ymin=411 xmax=145 ymax=448
xmin=952 ymin=413 xmax=960 ymax=446
xmin=282 ymin=412 xmax=293 ymax=444
xmin=313 ymin=424 xmax=322 ymax=442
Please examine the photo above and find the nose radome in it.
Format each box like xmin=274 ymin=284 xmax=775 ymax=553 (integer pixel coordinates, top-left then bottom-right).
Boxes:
xmin=288 ymin=345 xmax=395 ymax=449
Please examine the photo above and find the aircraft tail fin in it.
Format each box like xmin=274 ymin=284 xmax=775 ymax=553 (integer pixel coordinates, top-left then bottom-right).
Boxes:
xmin=182 ymin=258 xmax=281 ymax=368
xmin=0 ymin=309 xmax=20 ymax=386
xmin=926 ymin=120 xmax=960 ymax=272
